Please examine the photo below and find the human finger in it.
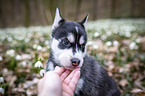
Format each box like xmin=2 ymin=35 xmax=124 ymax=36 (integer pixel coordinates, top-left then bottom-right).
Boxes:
xmin=54 ymin=66 xmax=65 ymax=76
xmin=68 ymin=70 xmax=80 ymax=91
xmin=64 ymin=68 xmax=80 ymax=85
xmin=60 ymin=70 xmax=71 ymax=82
xmin=62 ymin=83 xmax=73 ymax=96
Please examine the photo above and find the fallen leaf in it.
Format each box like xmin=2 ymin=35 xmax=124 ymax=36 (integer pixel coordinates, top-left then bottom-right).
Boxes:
xmin=119 ymin=79 xmax=128 ymax=87
xmin=9 ymin=76 xmax=17 ymax=87
xmin=131 ymin=88 xmax=145 ymax=95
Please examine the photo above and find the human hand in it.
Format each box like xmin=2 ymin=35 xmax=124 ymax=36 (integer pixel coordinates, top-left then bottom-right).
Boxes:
xmin=38 ymin=66 xmax=80 ymax=96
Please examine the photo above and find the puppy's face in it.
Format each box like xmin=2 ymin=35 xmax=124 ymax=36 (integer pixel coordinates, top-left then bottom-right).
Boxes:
xmin=51 ymin=8 xmax=88 ymax=69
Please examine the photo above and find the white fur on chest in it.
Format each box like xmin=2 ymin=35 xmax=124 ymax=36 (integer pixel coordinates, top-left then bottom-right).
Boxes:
xmin=47 ymin=61 xmax=55 ymax=71
xmin=75 ymin=78 xmax=84 ymax=94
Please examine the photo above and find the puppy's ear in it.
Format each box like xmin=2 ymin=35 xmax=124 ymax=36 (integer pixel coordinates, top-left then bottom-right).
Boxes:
xmin=52 ymin=7 xmax=65 ymax=30
xmin=79 ymin=14 xmax=89 ymax=28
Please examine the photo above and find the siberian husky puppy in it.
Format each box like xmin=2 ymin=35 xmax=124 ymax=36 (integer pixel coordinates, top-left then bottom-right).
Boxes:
xmin=46 ymin=8 xmax=120 ymax=96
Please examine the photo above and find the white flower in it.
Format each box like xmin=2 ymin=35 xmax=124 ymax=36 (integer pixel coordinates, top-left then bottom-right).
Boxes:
xmin=7 ymin=37 xmax=13 ymax=42
xmin=1 ymin=36 xmax=5 ymax=41
xmin=16 ymin=36 xmax=24 ymax=40
xmin=21 ymin=61 xmax=27 ymax=66
xmin=21 ymin=54 xmax=31 ymax=60
xmin=87 ymin=41 xmax=94 ymax=46
xmin=129 ymin=42 xmax=138 ymax=50
xmin=129 ymin=42 xmax=135 ymax=48
xmin=37 ymin=46 xmax=42 ymax=51
xmin=106 ymin=31 xmax=112 ymax=36
xmin=106 ymin=41 xmax=112 ymax=46
xmin=39 ymin=69 xmax=46 ymax=77
xmin=0 ymin=77 xmax=4 ymax=83
xmin=93 ymin=45 xmax=99 ymax=49
xmin=94 ymin=32 xmax=99 ymax=37
xmin=136 ymin=37 xmax=141 ymax=43
xmin=6 ymin=49 xmax=15 ymax=57
xmin=125 ymin=32 xmax=131 ymax=37
xmin=27 ymin=33 xmax=32 ymax=38
xmin=25 ymin=38 xmax=30 ymax=42
xmin=34 ymin=61 xmax=43 ymax=68
xmin=113 ymin=41 xmax=119 ymax=46
xmin=0 ymin=56 xmax=3 ymax=61
xmin=16 ymin=55 xmax=22 ymax=60
xmin=33 ymin=44 xmax=37 ymax=49
xmin=101 ymin=35 xmax=107 ymax=40
xmin=0 ymin=87 xmax=4 ymax=94
xmin=45 ymin=40 xmax=49 ymax=45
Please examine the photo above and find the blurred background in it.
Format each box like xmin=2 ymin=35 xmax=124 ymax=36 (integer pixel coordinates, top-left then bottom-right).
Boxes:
xmin=0 ymin=0 xmax=145 ymax=27
xmin=0 ymin=0 xmax=145 ymax=96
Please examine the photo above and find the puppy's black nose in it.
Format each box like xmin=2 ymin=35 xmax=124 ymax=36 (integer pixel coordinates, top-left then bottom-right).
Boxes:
xmin=71 ymin=58 xmax=80 ymax=67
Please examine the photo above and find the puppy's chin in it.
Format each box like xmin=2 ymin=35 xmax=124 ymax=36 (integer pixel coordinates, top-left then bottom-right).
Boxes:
xmin=64 ymin=66 xmax=81 ymax=70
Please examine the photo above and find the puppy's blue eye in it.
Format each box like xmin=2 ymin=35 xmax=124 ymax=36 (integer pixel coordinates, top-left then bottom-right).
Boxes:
xmin=62 ymin=39 xmax=70 ymax=46
xmin=81 ymin=45 xmax=85 ymax=49
xmin=80 ymin=44 xmax=85 ymax=52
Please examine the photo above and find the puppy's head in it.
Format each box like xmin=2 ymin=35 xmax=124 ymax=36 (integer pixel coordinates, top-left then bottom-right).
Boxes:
xmin=51 ymin=8 xmax=88 ymax=69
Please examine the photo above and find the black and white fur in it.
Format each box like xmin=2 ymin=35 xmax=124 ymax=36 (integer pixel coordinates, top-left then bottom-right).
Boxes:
xmin=46 ymin=8 xmax=120 ymax=96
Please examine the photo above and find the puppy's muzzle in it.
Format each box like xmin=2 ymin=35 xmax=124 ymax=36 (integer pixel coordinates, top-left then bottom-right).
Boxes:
xmin=71 ymin=58 xmax=80 ymax=67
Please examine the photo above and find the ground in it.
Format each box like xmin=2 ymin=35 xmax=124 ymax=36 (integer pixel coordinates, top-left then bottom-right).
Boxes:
xmin=0 ymin=19 xmax=145 ymax=96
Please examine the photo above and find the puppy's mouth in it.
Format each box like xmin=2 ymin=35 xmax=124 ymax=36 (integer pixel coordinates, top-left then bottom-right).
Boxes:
xmin=64 ymin=66 xmax=80 ymax=70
